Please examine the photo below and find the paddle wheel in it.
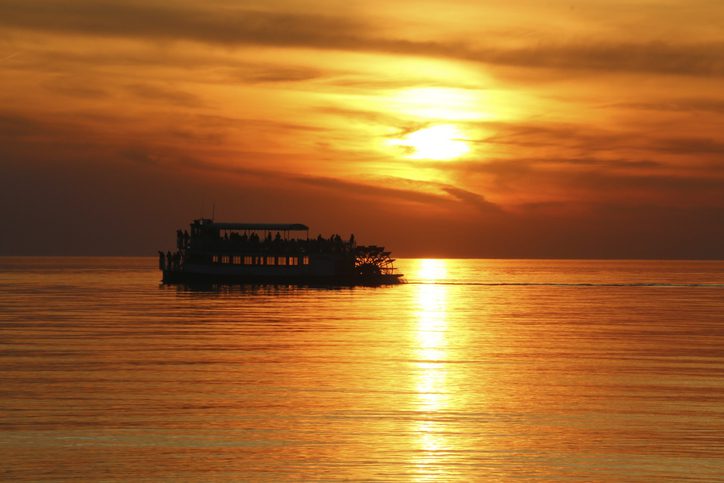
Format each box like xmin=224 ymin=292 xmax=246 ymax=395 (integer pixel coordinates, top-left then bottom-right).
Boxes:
xmin=354 ymin=245 xmax=397 ymax=277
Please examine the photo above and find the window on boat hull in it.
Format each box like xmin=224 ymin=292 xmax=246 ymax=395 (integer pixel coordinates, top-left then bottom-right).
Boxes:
xmin=212 ymin=254 xmax=307 ymax=266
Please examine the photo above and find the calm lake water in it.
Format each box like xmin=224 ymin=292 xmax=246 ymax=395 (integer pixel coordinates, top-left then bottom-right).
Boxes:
xmin=1 ymin=257 xmax=723 ymax=481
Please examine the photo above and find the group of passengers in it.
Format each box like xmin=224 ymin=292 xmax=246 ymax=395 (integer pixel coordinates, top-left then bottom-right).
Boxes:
xmin=176 ymin=230 xmax=190 ymax=250
xmin=158 ymin=250 xmax=182 ymax=271
xmin=184 ymin=230 xmax=357 ymax=254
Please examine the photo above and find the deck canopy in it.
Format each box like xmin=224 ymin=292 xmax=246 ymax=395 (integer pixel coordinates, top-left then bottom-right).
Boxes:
xmin=210 ymin=222 xmax=309 ymax=231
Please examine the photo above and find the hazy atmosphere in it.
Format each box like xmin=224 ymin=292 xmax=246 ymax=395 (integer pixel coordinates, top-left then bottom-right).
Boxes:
xmin=2 ymin=0 xmax=723 ymax=257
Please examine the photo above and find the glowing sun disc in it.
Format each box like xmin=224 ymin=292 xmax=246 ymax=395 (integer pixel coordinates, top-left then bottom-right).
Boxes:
xmin=391 ymin=124 xmax=470 ymax=160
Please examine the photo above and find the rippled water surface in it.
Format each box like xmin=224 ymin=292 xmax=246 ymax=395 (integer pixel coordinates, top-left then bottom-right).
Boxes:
xmin=1 ymin=258 xmax=723 ymax=481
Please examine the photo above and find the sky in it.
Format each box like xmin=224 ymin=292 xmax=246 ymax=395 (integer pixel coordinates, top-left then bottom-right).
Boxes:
xmin=1 ymin=0 xmax=723 ymax=258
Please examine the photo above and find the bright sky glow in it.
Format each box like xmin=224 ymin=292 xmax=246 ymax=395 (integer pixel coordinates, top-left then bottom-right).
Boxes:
xmin=391 ymin=87 xmax=491 ymax=121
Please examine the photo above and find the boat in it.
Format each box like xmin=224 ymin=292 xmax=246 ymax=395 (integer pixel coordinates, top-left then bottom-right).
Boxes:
xmin=159 ymin=219 xmax=405 ymax=286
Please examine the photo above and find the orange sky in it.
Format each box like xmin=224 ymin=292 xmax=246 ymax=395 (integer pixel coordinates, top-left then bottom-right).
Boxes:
xmin=1 ymin=0 xmax=723 ymax=257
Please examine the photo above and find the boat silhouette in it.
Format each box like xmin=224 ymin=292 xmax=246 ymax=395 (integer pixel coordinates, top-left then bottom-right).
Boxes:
xmin=160 ymin=219 xmax=404 ymax=286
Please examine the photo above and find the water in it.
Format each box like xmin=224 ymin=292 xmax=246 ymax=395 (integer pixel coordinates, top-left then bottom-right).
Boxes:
xmin=1 ymin=257 xmax=723 ymax=481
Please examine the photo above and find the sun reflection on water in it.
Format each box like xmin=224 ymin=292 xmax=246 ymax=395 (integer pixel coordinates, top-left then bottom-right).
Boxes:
xmin=412 ymin=259 xmax=450 ymax=476
xmin=417 ymin=258 xmax=448 ymax=282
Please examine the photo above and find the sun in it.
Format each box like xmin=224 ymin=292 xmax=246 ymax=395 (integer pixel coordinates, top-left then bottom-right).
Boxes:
xmin=390 ymin=124 xmax=470 ymax=160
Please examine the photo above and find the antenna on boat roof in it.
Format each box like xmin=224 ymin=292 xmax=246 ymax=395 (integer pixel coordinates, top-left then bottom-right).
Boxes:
xmin=211 ymin=202 xmax=215 ymax=222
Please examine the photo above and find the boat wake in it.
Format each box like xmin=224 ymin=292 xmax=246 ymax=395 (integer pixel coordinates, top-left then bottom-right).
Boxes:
xmin=408 ymin=281 xmax=724 ymax=288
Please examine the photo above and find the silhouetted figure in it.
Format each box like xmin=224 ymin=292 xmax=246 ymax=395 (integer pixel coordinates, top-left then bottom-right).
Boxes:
xmin=158 ymin=251 xmax=165 ymax=270
xmin=183 ymin=230 xmax=190 ymax=248
xmin=166 ymin=251 xmax=172 ymax=271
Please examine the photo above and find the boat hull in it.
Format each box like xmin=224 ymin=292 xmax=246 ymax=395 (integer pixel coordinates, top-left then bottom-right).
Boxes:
xmin=162 ymin=268 xmax=403 ymax=286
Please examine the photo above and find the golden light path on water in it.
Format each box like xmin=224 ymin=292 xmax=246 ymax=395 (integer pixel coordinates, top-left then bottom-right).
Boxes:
xmin=413 ymin=259 xmax=452 ymax=476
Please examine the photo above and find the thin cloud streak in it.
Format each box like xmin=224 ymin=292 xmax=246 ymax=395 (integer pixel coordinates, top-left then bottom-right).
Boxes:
xmin=4 ymin=0 xmax=724 ymax=76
